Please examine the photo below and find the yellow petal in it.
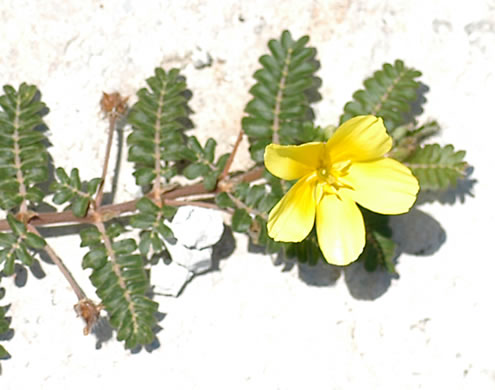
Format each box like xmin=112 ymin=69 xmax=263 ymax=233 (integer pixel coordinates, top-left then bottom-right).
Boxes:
xmin=342 ymin=158 xmax=419 ymax=215
xmin=264 ymin=142 xmax=325 ymax=181
xmin=316 ymin=193 xmax=365 ymax=266
xmin=268 ymin=174 xmax=317 ymax=242
xmin=326 ymin=115 xmax=392 ymax=163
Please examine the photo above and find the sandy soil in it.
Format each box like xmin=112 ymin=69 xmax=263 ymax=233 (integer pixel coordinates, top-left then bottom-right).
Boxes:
xmin=0 ymin=1 xmax=493 ymax=389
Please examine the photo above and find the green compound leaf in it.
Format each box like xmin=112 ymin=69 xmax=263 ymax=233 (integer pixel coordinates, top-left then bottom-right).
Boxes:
xmin=215 ymin=192 xmax=235 ymax=209
xmin=251 ymin=215 xmax=284 ymax=254
xmin=130 ymin=197 xmax=176 ymax=257
xmin=0 ymin=83 xmax=50 ymax=210
xmin=392 ymin=120 xmax=441 ymax=146
xmin=360 ymin=231 xmax=397 ymax=274
xmin=6 ymin=214 xmax=26 ymax=236
xmin=23 ymin=232 xmax=46 ymax=249
xmin=182 ymin=136 xmax=230 ymax=191
xmin=217 ymin=182 xmax=279 ymax=238
xmin=80 ymin=225 xmax=158 ymax=349
xmin=358 ymin=210 xmax=397 ymax=274
xmin=285 ymin=232 xmax=323 ymax=266
xmin=0 ymin=344 xmax=9 ymax=359
xmin=231 ymin=208 xmax=252 ymax=233
xmin=0 ymin=282 xmax=11 ymax=360
xmin=403 ymin=144 xmax=467 ymax=191
xmin=50 ymin=167 xmax=101 ymax=218
xmin=340 ymin=60 xmax=422 ymax=131
xmin=127 ymin=68 xmax=192 ymax=190
xmin=242 ymin=30 xmax=320 ymax=162
xmin=0 ymin=214 xmax=46 ymax=274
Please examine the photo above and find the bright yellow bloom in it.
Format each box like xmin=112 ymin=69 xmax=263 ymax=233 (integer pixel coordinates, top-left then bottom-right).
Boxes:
xmin=264 ymin=115 xmax=419 ymax=266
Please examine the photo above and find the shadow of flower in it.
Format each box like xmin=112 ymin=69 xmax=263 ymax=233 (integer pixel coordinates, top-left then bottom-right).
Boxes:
xmin=293 ymin=207 xmax=448 ymax=300
xmin=344 ymin=261 xmax=395 ymax=300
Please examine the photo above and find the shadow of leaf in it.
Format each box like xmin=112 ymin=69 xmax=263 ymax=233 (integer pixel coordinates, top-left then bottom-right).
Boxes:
xmin=390 ymin=208 xmax=446 ymax=256
xmin=211 ymin=225 xmax=236 ymax=271
xmin=416 ymin=166 xmax=476 ymax=206
xmin=345 ymin=207 xmax=446 ymax=300
xmin=403 ymin=82 xmax=429 ymax=124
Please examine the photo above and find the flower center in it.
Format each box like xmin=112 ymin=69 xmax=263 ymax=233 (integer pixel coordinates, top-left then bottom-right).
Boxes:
xmin=316 ymin=160 xmax=352 ymax=192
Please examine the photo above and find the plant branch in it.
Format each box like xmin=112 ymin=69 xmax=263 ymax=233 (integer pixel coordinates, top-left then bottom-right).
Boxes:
xmin=218 ymin=129 xmax=244 ymax=181
xmin=164 ymin=198 xmax=224 ymax=211
xmin=94 ymin=112 xmax=116 ymax=207
xmin=27 ymin=224 xmax=102 ymax=335
xmin=95 ymin=92 xmax=128 ymax=208
xmin=0 ymin=166 xmax=264 ymax=231
xmin=26 ymin=224 xmax=87 ymax=301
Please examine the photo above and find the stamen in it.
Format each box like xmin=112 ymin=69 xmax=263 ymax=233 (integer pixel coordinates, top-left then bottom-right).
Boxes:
xmin=316 ymin=160 xmax=353 ymax=192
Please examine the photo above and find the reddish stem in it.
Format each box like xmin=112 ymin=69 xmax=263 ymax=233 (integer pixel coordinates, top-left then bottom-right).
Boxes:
xmin=0 ymin=167 xmax=264 ymax=231
xmin=218 ymin=129 xmax=244 ymax=181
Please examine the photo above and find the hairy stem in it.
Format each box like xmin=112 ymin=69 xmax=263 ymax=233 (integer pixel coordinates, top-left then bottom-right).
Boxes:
xmin=95 ymin=112 xmax=117 ymax=208
xmin=95 ymin=92 xmax=128 ymax=208
xmin=26 ymin=225 xmax=87 ymax=301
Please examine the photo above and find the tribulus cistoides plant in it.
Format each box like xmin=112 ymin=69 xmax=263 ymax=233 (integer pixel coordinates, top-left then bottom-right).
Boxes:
xmin=0 ymin=30 xmax=470 ymax=361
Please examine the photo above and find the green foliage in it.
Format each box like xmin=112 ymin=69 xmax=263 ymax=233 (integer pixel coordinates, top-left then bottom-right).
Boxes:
xmin=251 ymin=215 xmax=284 ymax=254
xmin=130 ymin=197 xmax=176 ymax=257
xmin=50 ymin=167 xmax=101 ymax=217
xmin=340 ymin=60 xmax=422 ymax=131
xmin=0 ymin=31 xmax=475 ymax=364
xmin=299 ymin=122 xmax=336 ymax=143
xmin=391 ymin=120 xmax=441 ymax=146
xmin=217 ymin=181 xmax=279 ymax=234
xmin=217 ymin=179 xmax=304 ymax=256
xmin=181 ymin=136 xmax=230 ymax=190
xmin=80 ymin=224 xmax=158 ymax=349
xmin=242 ymin=30 xmax=320 ymax=162
xmin=0 ymin=278 xmax=11 ymax=360
xmin=0 ymin=214 xmax=46 ymax=275
xmin=127 ymin=68 xmax=192 ymax=188
xmin=285 ymin=232 xmax=323 ymax=266
xmin=358 ymin=211 xmax=397 ymax=274
xmin=0 ymin=83 xmax=50 ymax=210
xmin=404 ymin=144 xmax=467 ymax=191
xmin=217 ymin=174 xmax=324 ymax=263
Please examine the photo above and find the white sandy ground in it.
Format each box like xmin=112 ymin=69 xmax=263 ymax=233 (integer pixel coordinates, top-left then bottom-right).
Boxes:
xmin=0 ymin=0 xmax=494 ymax=388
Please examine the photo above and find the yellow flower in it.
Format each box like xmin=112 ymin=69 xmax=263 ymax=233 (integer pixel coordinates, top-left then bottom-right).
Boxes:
xmin=264 ymin=115 xmax=419 ymax=266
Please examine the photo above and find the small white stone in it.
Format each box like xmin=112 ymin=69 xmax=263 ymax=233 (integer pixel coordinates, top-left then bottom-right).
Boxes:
xmin=169 ymin=206 xmax=224 ymax=249
xmin=166 ymin=242 xmax=213 ymax=274
xmin=152 ymin=207 xmax=223 ymax=295
xmin=151 ymin=261 xmax=193 ymax=297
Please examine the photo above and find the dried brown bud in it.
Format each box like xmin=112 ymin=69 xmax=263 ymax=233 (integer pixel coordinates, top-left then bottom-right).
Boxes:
xmin=74 ymin=298 xmax=102 ymax=336
xmin=100 ymin=92 xmax=128 ymax=116
xmin=15 ymin=210 xmax=39 ymax=224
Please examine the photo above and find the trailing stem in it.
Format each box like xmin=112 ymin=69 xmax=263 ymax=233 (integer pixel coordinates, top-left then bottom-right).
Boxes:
xmin=0 ymin=167 xmax=265 ymax=231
